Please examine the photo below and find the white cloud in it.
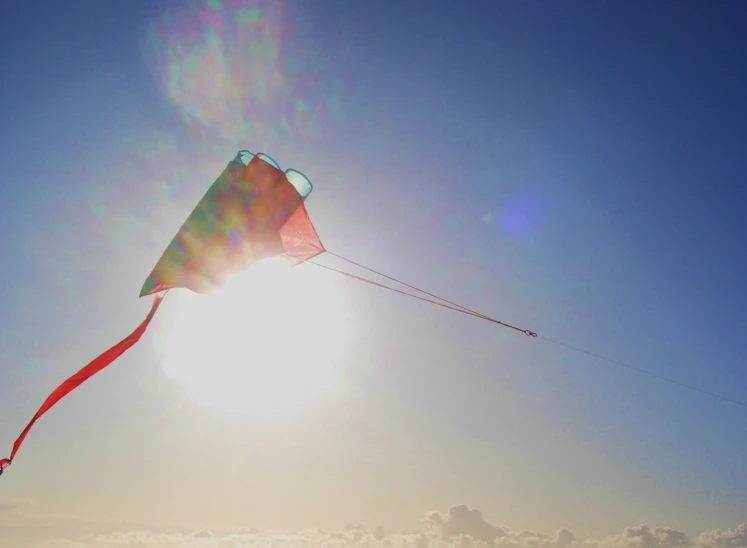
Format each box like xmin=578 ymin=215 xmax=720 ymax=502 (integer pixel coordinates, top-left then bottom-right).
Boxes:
xmin=20 ymin=505 xmax=747 ymax=548
xmin=616 ymin=525 xmax=691 ymax=548
xmin=694 ymin=524 xmax=747 ymax=548
xmin=424 ymin=505 xmax=508 ymax=544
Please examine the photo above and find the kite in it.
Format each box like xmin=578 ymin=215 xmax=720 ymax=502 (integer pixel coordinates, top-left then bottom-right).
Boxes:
xmin=3 ymin=145 xmax=745 ymax=478
xmin=1 ymin=150 xmax=325 ymax=475
xmin=1 ymin=148 xmax=539 ymax=477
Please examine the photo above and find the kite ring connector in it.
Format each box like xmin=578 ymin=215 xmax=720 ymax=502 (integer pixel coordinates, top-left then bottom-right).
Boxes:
xmin=524 ymin=329 xmax=538 ymax=337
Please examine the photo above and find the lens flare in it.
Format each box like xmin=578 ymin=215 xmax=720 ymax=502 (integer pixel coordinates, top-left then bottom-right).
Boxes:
xmin=143 ymin=0 xmax=354 ymax=146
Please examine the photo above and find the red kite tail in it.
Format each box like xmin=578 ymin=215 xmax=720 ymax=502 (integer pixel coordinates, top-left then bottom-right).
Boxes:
xmin=0 ymin=294 xmax=165 ymax=475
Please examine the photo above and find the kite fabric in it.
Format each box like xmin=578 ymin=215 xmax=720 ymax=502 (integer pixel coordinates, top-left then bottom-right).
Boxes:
xmin=1 ymin=150 xmax=324 ymax=475
xmin=140 ymin=150 xmax=324 ymax=297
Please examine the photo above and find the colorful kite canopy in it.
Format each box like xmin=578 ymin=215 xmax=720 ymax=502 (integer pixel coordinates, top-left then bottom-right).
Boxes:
xmin=141 ymin=150 xmax=324 ymax=296
xmin=1 ymin=150 xmax=324 ymax=475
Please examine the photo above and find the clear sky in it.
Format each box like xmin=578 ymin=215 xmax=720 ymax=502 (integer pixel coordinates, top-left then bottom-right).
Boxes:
xmin=1 ymin=1 xmax=746 ymax=547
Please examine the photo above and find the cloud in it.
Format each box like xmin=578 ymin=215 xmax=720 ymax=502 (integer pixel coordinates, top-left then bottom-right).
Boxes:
xmin=22 ymin=505 xmax=747 ymax=548
xmin=424 ymin=505 xmax=509 ymax=544
xmin=617 ymin=525 xmax=691 ymax=548
xmin=694 ymin=525 xmax=747 ymax=548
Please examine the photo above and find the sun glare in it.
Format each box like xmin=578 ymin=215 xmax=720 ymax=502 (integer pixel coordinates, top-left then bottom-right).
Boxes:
xmin=158 ymin=258 xmax=349 ymax=418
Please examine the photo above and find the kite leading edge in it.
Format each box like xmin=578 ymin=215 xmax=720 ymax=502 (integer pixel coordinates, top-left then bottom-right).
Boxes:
xmin=1 ymin=150 xmax=324 ymax=475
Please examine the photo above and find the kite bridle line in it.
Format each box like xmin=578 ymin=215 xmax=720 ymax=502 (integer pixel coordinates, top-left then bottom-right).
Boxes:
xmin=308 ymin=250 xmax=538 ymax=337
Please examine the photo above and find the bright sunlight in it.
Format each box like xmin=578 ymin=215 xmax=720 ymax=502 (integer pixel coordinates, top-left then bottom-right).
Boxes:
xmin=157 ymin=258 xmax=349 ymax=418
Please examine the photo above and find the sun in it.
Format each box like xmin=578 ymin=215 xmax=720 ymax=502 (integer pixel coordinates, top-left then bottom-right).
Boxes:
xmin=156 ymin=258 xmax=349 ymax=418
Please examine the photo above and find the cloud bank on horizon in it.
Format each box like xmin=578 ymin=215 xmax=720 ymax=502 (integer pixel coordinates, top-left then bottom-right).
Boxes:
xmin=13 ymin=505 xmax=745 ymax=548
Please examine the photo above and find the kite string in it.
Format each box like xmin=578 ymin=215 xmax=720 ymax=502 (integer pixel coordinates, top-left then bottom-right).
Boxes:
xmin=310 ymin=261 xmax=494 ymax=322
xmin=324 ymin=251 xmax=491 ymax=320
xmin=309 ymin=251 xmax=536 ymax=336
xmin=537 ymin=335 xmax=747 ymax=409
xmin=311 ymin=251 xmax=747 ymax=410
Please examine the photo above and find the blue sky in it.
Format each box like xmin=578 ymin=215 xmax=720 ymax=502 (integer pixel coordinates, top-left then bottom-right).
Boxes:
xmin=1 ymin=1 xmax=746 ymax=547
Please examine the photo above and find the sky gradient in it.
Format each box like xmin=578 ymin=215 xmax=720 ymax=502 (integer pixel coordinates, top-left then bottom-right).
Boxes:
xmin=1 ymin=1 xmax=746 ymax=547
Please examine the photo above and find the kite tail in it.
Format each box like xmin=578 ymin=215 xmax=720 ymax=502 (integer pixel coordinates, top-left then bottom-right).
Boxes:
xmin=0 ymin=294 xmax=165 ymax=476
